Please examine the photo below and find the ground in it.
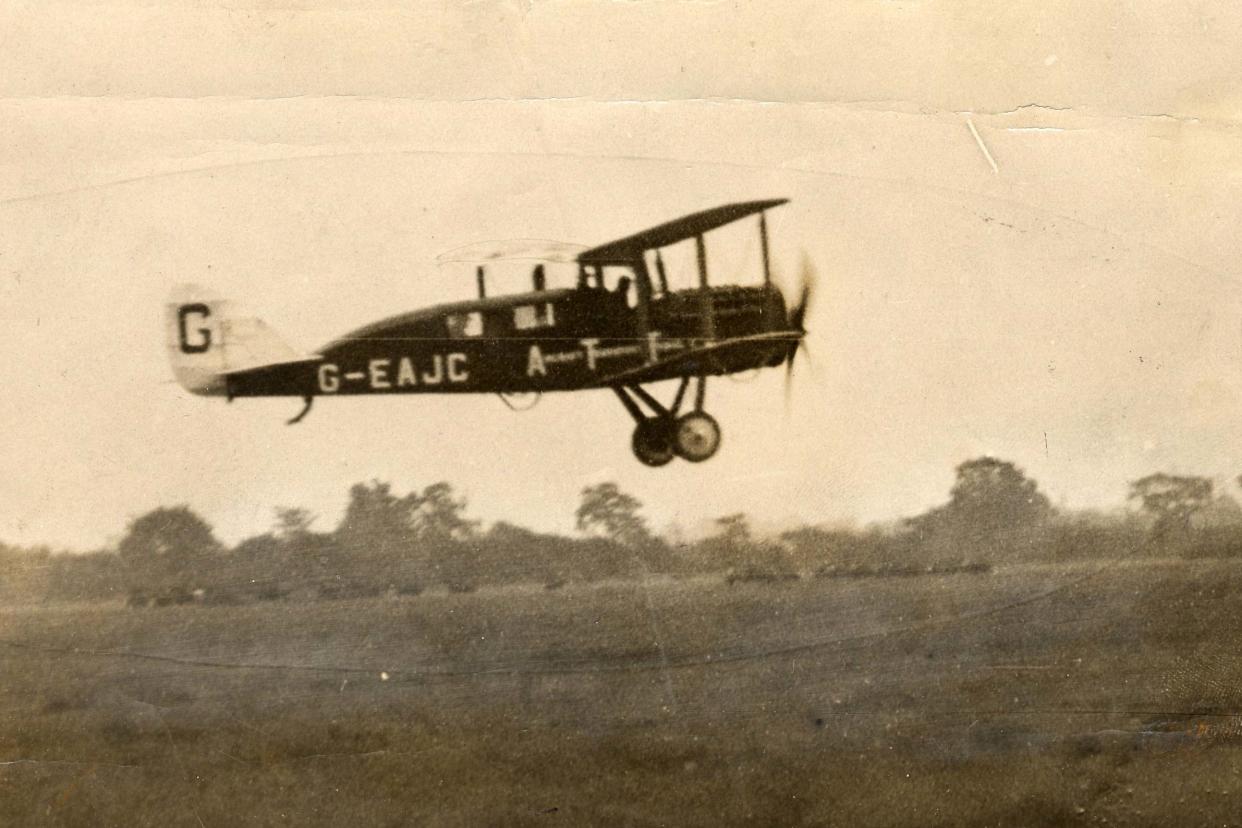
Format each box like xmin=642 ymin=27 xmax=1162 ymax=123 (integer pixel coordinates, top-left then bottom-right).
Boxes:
xmin=4 ymin=560 xmax=1242 ymax=826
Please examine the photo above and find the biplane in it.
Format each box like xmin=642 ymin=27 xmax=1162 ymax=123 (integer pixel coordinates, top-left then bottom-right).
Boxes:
xmin=166 ymin=199 xmax=813 ymax=466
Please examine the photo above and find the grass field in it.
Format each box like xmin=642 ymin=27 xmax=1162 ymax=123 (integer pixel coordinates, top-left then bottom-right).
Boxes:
xmin=5 ymin=561 xmax=1242 ymax=825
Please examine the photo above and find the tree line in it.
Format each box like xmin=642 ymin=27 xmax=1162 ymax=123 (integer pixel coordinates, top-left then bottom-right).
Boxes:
xmin=4 ymin=458 xmax=1242 ymax=606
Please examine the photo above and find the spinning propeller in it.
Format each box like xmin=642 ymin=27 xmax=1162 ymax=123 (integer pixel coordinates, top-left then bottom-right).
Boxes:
xmin=782 ymin=253 xmax=818 ymax=403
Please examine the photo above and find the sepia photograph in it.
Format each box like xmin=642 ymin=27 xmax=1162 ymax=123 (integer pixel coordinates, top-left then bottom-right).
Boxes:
xmin=5 ymin=2 xmax=1242 ymax=824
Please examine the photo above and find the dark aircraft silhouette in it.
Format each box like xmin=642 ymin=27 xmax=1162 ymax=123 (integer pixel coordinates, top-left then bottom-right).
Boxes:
xmin=166 ymin=199 xmax=813 ymax=466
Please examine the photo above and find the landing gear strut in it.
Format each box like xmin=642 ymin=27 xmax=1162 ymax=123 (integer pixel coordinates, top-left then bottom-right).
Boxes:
xmin=613 ymin=376 xmax=722 ymax=466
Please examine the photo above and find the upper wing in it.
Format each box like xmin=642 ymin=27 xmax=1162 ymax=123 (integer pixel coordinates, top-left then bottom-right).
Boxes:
xmin=577 ymin=200 xmax=788 ymax=265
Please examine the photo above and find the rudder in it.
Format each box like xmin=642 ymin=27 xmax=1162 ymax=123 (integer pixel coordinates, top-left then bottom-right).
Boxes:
xmin=166 ymin=284 xmax=306 ymax=396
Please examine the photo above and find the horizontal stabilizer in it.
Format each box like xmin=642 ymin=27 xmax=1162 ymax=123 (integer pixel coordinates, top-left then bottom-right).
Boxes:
xmin=219 ymin=355 xmax=322 ymax=376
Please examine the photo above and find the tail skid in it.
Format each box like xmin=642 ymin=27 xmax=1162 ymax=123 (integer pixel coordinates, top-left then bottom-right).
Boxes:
xmin=286 ymin=396 xmax=314 ymax=424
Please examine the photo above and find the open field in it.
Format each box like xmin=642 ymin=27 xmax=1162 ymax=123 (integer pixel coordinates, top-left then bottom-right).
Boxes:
xmin=5 ymin=560 xmax=1242 ymax=825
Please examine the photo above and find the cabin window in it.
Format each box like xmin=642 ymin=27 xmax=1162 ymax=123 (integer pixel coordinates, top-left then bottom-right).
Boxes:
xmin=446 ymin=311 xmax=484 ymax=338
xmin=514 ymin=303 xmax=556 ymax=331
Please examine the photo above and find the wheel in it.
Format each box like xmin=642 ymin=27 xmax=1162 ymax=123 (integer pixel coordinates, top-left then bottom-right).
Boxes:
xmin=674 ymin=412 xmax=722 ymax=462
xmin=632 ymin=417 xmax=675 ymax=467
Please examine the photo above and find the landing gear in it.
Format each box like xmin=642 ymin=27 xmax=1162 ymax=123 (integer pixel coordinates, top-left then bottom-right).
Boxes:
xmin=632 ymin=418 xmax=675 ymax=467
xmin=673 ymin=411 xmax=721 ymax=462
xmin=614 ymin=376 xmax=722 ymax=466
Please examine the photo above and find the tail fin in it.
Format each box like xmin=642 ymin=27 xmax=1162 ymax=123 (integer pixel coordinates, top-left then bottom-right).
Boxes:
xmin=165 ymin=284 xmax=306 ymax=396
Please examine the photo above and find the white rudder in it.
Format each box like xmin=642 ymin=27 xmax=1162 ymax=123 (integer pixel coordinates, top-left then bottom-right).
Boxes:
xmin=165 ymin=284 xmax=307 ymax=396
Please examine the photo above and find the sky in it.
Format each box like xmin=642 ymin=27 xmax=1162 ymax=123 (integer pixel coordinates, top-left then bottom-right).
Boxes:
xmin=3 ymin=2 xmax=1242 ymax=550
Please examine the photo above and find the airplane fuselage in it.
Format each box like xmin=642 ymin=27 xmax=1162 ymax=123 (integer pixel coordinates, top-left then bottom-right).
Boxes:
xmin=224 ymin=284 xmax=796 ymax=400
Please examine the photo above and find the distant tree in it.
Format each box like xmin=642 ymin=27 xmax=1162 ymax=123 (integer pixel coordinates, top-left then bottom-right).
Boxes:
xmin=661 ymin=521 xmax=688 ymax=548
xmin=913 ymin=457 xmax=1053 ymax=538
xmin=274 ymin=507 xmax=317 ymax=539
xmin=407 ymin=482 xmax=481 ymax=592
xmin=335 ymin=481 xmax=421 ymax=560
xmin=487 ymin=520 xmax=541 ymax=545
xmin=575 ymin=483 xmax=652 ymax=548
xmin=702 ymin=513 xmax=800 ymax=581
xmin=231 ymin=531 xmax=283 ymax=591
xmin=1191 ymin=490 xmax=1242 ymax=529
xmin=482 ymin=520 xmax=573 ymax=587
xmin=780 ymin=525 xmax=853 ymax=570
xmin=1129 ymin=473 xmax=1214 ymax=538
xmin=118 ymin=505 xmax=223 ymax=569
xmin=332 ymin=481 xmax=426 ymax=593
xmin=117 ymin=505 xmax=224 ymax=600
xmin=234 ymin=532 xmax=281 ymax=560
xmin=714 ymin=513 xmax=753 ymax=547
xmin=415 ymin=482 xmax=479 ymax=543
xmin=947 ymin=457 xmax=1052 ymax=527
xmin=901 ymin=457 xmax=1055 ymax=566
xmin=45 ymin=550 xmax=123 ymax=603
